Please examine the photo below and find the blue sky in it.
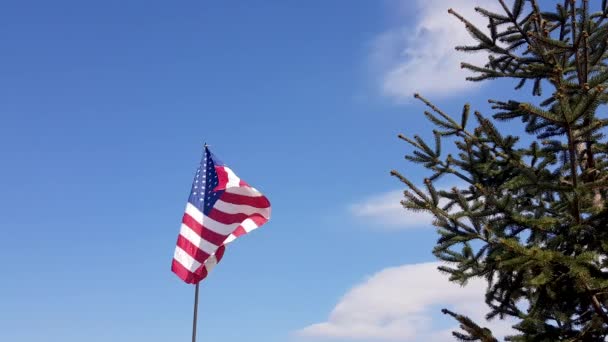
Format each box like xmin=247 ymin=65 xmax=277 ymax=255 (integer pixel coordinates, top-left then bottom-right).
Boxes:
xmin=1 ymin=1 xmax=533 ymax=341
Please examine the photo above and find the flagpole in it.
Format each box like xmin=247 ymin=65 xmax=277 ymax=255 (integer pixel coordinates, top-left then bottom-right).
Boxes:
xmin=191 ymin=283 xmax=200 ymax=342
xmin=193 ymin=142 xmax=205 ymax=342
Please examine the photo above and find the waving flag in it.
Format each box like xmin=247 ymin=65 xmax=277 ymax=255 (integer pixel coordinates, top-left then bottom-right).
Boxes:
xmin=172 ymin=146 xmax=271 ymax=284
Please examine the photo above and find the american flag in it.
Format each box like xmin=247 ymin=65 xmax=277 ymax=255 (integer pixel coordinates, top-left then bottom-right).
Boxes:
xmin=172 ymin=146 xmax=271 ymax=284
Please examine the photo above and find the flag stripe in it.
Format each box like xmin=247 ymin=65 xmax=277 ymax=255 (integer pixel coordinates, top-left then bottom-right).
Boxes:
xmin=244 ymin=215 xmax=268 ymax=232
xmin=201 ymin=212 xmax=242 ymax=236
xmin=224 ymin=167 xmax=241 ymax=187
xmin=172 ymin=259 xmax=198 ymax=284
xmin=182 ymin=213 xmax=229 ymax=246
xmin=208 ymin=208 xmax=252 ymax=225
xmin=215 ymin=166 xmax=229 ymax=190
xmin=176 ymin=234 xmax=211 ymax=264
xmin=214 ymin=199 xmax=271 ymax=218
xmin=200 ymin=245 xmax=225 ymax=275
xmin=225 ymin=186 xmax=264 ymax=197
xmin=223 ymin=216 xmax=267 ymax=244
xmin=173 ymin=246 xmax=201 ymax=272
xmin=178 ymin=223 xmax=218 ymax=256
xmin=220 ymin=191 xmax=270 ymax=208
xmin=185 ymin=203 xmax=204 ymax=224
xmin=193 ymin=263 xmax=208 ymax=282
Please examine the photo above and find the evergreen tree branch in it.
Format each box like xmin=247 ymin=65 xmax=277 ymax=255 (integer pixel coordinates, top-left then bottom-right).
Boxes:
xmin=587 ymin=284 xmax=608 ymax=325
xmin=441 ymin=308 xmax=499 ymax=342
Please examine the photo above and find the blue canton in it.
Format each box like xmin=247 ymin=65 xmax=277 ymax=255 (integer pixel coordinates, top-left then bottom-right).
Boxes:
xmin=188 ymin=147 xmax=225 ymax=215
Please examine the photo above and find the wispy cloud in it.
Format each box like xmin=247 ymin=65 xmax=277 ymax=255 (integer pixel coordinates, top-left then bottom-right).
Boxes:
xmin=295 ymin=262 xmax=515 ymax=341
xmin=350 ymin=185 xmax=465 ymax=229
xmin=371 ymin=0 xmax=499 ymax=101
xmin=349 ymin=190 xmax=433 ymax=229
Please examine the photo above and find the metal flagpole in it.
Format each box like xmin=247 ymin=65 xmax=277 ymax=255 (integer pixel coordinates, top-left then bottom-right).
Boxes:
xmin=191 ymin=283 xmax=200 ymax=342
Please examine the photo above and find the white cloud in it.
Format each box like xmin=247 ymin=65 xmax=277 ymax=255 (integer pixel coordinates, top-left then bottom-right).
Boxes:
xmin=296 ymin=262 xmax=516 ymax=342
xmin=351 ymin=186 xmax=465 ymax=229
xmin=372 ymin=0 xmax=500 ymax=101
xmin=350 ymin=190 xmax=433 ymax=229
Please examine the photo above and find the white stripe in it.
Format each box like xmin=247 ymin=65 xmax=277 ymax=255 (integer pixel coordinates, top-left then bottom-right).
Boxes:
xmin=241 ymin=218 xmax=259 ymax=233
xmin=204 ymin=255 xmax=218 ymax=274
xmin=214 ymin=199 xmax=270 ymax=218
xmin=174 ymin=246 xmax=201 ymax=272
xmin=224 ymin=234 xmax=236 ymax=244
xmin=185 ymin=203 xmax=203 ymax=224
xmin=225 ymin=186 xmax=263 ymax=197
xmin=224 ymin=166 xmax=241 ymax=187
xmin=179 ymin=224 xmax=218 ymax=255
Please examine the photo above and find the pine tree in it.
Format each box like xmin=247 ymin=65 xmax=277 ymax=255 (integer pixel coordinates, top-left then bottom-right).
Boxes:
xmin=391 ymin=1 xmax=608 ymax=340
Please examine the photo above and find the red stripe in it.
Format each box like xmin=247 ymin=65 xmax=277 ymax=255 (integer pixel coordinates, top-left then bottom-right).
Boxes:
xmin=182 ymin=213 xmax=228 ymax=246
xmin=239 ymin=180 xmax=249 ymax=187
xmin=250 ymin=214 xmax=268 ymax=227
xmin=208 ymin=208 xmax=250 ymax=225
xmin=215 ymin=245 xmax=226 ymax=263
xmin=182 ymin=213 xmax=202 ymax=234
xmin=171 ymin=259 xmax=201 ymax=284
xmin=193 ymin=264 xmax=209 ymax=282
xmin=220 ymin=192 xmax=270 ymax=208
xmin=215 ymin=166 xmax=229 ymax=190
xmin=176 ymin=235 xmax=211 ymax=264
xmin=232 ymin=226 xmax=246 ymax=237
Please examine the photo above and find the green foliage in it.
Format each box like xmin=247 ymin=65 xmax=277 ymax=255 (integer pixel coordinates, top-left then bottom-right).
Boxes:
xmin=392 ymin=1 xmax=608 ymax=341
